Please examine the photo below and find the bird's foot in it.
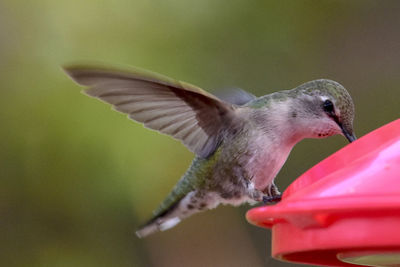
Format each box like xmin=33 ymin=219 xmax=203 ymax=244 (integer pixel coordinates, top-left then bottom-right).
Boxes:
xmin=262 ymin=194 xmax=282 ymax=204
xmin=262 ymin=183 xmax=282 ymax=204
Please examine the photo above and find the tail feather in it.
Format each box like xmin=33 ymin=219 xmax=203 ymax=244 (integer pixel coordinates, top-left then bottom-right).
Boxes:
xmin=135 ymin=179 xmax=201 ymax=238
xmin=136 ymin=217 xmax=182 ymax=238
xmin=135 ymin=223 xmax=158 ymax=238
xmin=136 ymin=198 xmax=182 ymax=238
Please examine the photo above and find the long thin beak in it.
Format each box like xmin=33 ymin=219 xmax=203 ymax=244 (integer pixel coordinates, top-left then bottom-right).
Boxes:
xmin=341 ymin=126 xmax=357 ymax=143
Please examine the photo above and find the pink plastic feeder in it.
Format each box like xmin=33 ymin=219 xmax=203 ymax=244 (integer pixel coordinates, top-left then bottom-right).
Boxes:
xmin=246 ymin=119 xmax=400 ymax=266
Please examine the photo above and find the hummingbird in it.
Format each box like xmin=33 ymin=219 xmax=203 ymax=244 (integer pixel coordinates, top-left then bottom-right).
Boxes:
xmin=64 ymin=65 xmax=356 ymax=238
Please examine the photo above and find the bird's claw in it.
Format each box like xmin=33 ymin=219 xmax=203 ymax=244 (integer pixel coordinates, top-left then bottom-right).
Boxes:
xmin=263 ymin=194 xmax=282 ymax=204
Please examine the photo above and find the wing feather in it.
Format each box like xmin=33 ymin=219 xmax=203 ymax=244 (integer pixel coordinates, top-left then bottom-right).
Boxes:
xmin=64 ymin=65 xmax=240 ymax=158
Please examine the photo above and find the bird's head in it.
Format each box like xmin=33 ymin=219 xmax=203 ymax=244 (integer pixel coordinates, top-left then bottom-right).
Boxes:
xmin=287 ymin=79 xmax=356 ymax=143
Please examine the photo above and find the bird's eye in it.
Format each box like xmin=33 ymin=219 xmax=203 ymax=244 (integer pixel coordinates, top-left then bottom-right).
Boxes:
xmin=323 ymin=99 xmax=334 ymax=113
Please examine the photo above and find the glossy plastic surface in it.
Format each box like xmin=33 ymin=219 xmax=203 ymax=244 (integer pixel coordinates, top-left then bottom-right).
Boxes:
xmin=246 ymin=119 xmax=400 ymax=266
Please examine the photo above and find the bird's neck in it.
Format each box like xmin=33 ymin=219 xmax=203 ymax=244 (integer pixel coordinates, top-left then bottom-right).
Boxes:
xmin=248 ymin=98 xmax=306 ymax=147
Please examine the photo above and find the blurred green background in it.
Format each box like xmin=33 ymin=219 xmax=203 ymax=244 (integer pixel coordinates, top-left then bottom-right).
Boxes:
xmin=1 ymin=0 xmax=399 ymax=266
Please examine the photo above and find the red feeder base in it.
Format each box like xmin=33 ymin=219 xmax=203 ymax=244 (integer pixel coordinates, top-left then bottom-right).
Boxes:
xmin=247 ymin=119 xmax=400 ymax=266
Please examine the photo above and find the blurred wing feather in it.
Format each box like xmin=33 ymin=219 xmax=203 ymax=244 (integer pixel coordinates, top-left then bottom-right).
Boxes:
xmin=64 ymin=65 xmax=238 ymax=158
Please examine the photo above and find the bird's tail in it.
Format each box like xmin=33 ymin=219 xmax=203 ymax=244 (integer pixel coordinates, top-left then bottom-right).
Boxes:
xmin=135 ymin=216 xmax=182 ymax=238
xmin=136 ymin=160 xmax=201 ymax=238
xmin=135 ymin=201 xmax=182 ymax=238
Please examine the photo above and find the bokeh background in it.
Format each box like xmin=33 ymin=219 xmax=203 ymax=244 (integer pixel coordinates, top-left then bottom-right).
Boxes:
xmin=1 ymin=0 xmax=399 ymax=266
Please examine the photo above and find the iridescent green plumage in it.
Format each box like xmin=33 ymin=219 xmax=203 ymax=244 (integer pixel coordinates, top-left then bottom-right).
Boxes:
xmin=152 ymin=149 xmax=221 ymax=219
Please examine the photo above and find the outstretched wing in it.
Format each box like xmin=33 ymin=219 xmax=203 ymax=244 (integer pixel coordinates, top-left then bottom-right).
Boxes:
xmin=64 ymin=65 xmax=239 ymax=158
